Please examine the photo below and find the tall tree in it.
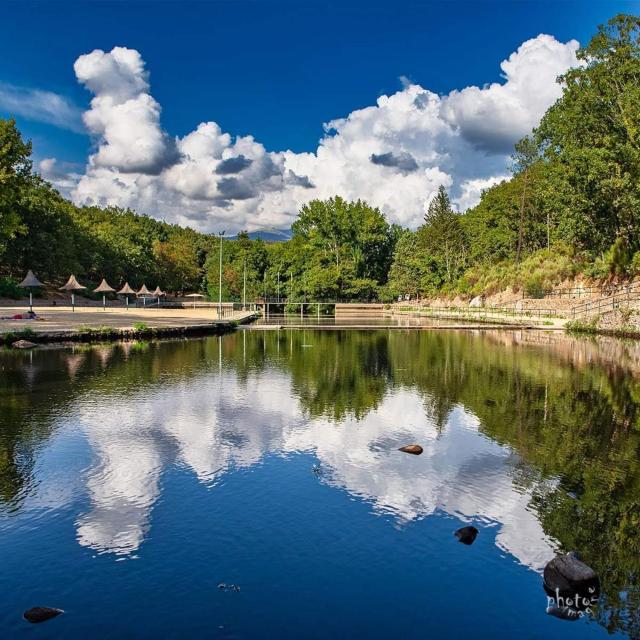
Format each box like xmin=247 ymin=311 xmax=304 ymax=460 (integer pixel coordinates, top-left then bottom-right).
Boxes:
xmin=420 ymin=185 xmax=467 ymax=285
xmin=511 ymin=135 xmax=539 ymax=263
xmin=536 ymin=14 xmax=640 ymax=255
xmin=291 ymin=197 xmax=395 ymax=300
xmin=0 ymin=119 xmax=31 ymax=261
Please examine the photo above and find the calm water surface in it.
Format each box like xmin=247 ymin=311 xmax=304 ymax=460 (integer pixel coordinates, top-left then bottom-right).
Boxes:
xmin=1 ymin=329 xmax=639 ymax=638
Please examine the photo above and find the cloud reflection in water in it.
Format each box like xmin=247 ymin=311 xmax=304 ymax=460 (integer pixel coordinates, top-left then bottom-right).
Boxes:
xmin=69 ymin=362 xmax=556 ymax=568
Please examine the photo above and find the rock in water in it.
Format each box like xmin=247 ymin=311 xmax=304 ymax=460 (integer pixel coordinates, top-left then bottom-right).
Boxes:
xmin=454 ymin=525 xmax=479 ymax=545
xmin=23 ymin=607 xmax=64 ymax=624
xmin=543 ymin=553 xmax=600 ymax=605
xmin=546 ymin=605 xmax=580 ymax=621
xmin=398 ymin=444 xmax=423 ymax=455
xmin=12 ymin=340 xmax=37 ymax=349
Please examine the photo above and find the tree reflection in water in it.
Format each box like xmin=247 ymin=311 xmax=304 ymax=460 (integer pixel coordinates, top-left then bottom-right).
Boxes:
xmin=1 ymin=329 xmax=640 ymax=636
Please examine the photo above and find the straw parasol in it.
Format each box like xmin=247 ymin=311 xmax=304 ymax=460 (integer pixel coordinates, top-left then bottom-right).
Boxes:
xmin=59 ymin=275 xmax=86 ymax=312
xmin=117 ymin=282 xmax=136 ymax=309
xmin=185 ymin=292 xmax=205 ymax=309
xmin=18 ymin=270 xmax=44 ymax=312
xmin=152 ymin=286 xmax=165 ymax=308
xmin=94 ymin=278 xmax=116 ymax=310
xmin=137 ymin=283 xmax=152 ymax=307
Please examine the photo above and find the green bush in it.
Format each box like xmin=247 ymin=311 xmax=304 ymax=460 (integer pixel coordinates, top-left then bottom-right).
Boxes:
xmin=133 ymin=322 xmax=149 ymax=332
xmin=0 ymin=277 xmax=24 ymax=299
xmin=523 ymin=274 xmax=547 ymax=299
xmin=606 ymin=237 xmax=632 ymax=277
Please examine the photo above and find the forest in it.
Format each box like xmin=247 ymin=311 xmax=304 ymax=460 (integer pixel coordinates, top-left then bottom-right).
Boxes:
xmin=0 ymin=14 xmax=638 ymax=303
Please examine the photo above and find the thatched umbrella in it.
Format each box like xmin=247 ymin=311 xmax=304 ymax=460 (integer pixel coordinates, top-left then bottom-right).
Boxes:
xmin=94 ymin=278 xmax=115 ymax=310
xmin=18 ymin=270 xmax=44 ymax=312
xmin=59 ymin=275 xmax=86 ymax=312
xmin=118 ymin=282 xmax=136 ymax=309
xmin=185 ymin=293 xmax=204 ymax=309
xmin=137 ymin=284 xmax=151 ymax=307
xmin=152 ymin=286 xmax=165 ymax=308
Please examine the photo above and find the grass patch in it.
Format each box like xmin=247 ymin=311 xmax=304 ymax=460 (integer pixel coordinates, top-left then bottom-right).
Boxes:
xmin=77 ymin=325 xmax=114 ymax=337
xmin=132 ymin=322 xmax=149 ymax=332
xmin=565 ymin=317 xmax=600 ymax=334
xmin=1 ymin=327 xmax=36 ymax=343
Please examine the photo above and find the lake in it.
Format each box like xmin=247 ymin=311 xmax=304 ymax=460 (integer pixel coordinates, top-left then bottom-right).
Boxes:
xmin=1 ymin=328 xmax=639 ymax=638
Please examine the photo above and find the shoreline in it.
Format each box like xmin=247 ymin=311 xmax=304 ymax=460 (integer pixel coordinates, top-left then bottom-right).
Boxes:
xmin=0 ymin=307 xmax=259 ymax=346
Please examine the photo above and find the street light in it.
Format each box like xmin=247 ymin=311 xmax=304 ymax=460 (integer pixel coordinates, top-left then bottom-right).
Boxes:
xmin=243 ymin=258 xmax=247 ymax=311
xmin=218 ymin=230 xmax=225 ymax=318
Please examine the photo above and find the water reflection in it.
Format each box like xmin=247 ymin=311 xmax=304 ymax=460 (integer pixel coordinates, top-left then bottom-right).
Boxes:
xmin=2 ymin=330 xmax=640 ymax=636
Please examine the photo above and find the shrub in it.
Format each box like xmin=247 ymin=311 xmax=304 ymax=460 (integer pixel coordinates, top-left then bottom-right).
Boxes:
xmin=606 ymin=237 xmax=632 ymax=277
xmin=0 ymin=277 xmax=23 ymax=299
xmin=133 ymin=322 xmax=149 ymax=332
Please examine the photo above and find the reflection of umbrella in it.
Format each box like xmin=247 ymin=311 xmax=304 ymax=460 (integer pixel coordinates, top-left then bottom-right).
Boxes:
xmin=94 ymin=345 xmax=114 ymax=369
xmin=59 ymin=275 xmax=86 ymax=312
xmin=94 ymin=279 xmax=115 ymax=310
xmin=185 ymin=293 xmax=205 ymax=309
xmin=18 ymin=270 xmax=44 ymax=312
xmin=65 ymin=352 xmax=86 ymax=378
xmin=118 ymin=282 xmax=135 ymax=309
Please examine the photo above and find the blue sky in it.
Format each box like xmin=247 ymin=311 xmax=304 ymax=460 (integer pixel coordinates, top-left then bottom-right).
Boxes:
xmin=1 ymin=0 xmax=638 ymax=232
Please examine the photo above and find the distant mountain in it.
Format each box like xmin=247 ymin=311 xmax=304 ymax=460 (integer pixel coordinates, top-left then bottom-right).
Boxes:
xmin=230 ymin=229 xmax=292 ymax=242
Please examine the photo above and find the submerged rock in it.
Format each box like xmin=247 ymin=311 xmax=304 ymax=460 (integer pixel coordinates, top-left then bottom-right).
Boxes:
xmin=23 ymin=607 xmax=64 ymax=624
xmin=546 ymin=605 xmax=580 ymax=622
xmin=543 ymin=552 xmax=600 ymax=607
xmin=12 ymin=339 xmax=37 ymax=349
xmin=398 ymin=444 xmax=423 ymax=455
xmin=454 ymin=525 xmax=478 ymax=545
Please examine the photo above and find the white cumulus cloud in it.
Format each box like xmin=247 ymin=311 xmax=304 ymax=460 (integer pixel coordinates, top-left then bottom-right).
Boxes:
xmin=65 ymin=37 xmax=579 ymax=232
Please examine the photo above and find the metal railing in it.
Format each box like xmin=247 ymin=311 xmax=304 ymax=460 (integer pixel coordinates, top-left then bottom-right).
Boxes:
xmin=569 ymin=282 xmax=640 ymax=318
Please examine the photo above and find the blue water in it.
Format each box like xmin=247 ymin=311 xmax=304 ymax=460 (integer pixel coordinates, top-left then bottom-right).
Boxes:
xmin=0 ymin=330 xmax=634 ymax=638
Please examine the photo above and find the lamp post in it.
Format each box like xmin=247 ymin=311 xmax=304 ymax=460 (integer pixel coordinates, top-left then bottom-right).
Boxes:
xmin=218 ymin=230 xmax=225 ymax=319
xmin=243 ymin=258 xmax=247 ymax=311
xmin=301 ymin=272 xmax=306 ymax=319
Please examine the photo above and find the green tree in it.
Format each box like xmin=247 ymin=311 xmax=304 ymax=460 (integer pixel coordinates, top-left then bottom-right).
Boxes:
xmin=0 ymin=119 xmax=31 ymax=261
xmin=536 ymin=14 xmax=640 ymax=255
xmin=419 ymin=185 xmax=467 ymax=285
xmin=290 ymin=197 xmax=395 ymax=301
xmin=511 ymin=135 xmax=540 ymax=262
